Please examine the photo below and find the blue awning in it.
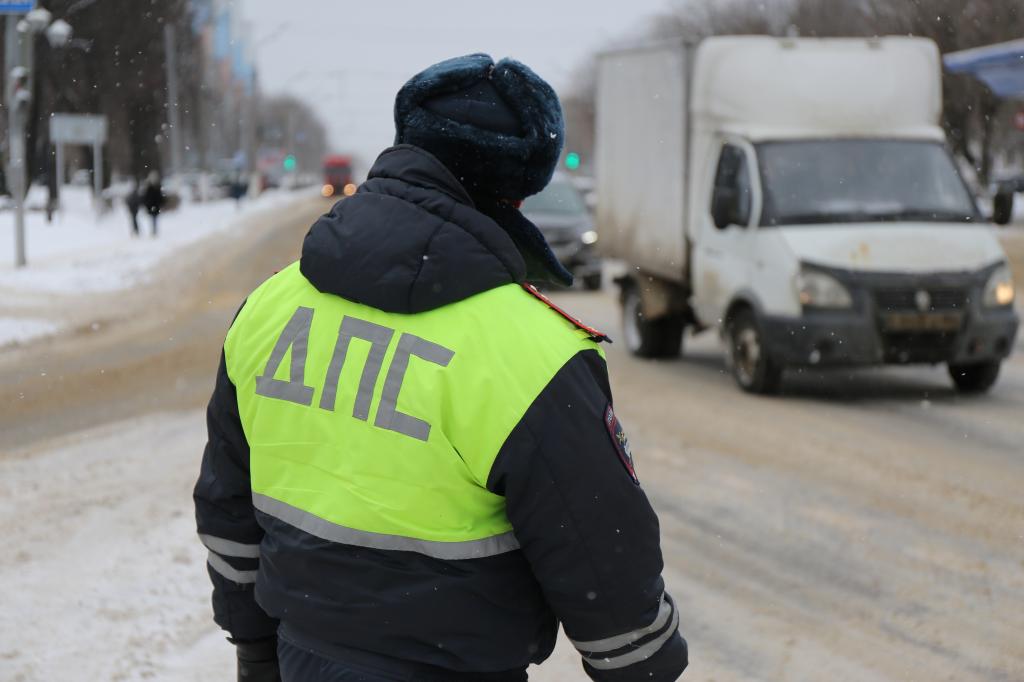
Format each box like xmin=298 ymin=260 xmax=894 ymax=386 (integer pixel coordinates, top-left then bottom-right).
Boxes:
xmin=944 ymin=39 xmax=1024 ymax=98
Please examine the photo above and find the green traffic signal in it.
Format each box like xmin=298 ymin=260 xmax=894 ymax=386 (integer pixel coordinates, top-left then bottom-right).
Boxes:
xmin=283 ymin=154 xmax=297 ymax=172
xmin=565 ymin=152 xmax=581 ymax=171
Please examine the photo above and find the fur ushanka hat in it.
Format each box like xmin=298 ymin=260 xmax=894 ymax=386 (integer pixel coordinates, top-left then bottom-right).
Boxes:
xmin=394 ymin=53 xmax=564 ymax=201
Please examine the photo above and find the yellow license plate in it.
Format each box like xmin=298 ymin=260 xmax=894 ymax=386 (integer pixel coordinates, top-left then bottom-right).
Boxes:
xmin=883 ymin=312 xmax=963 ymax=332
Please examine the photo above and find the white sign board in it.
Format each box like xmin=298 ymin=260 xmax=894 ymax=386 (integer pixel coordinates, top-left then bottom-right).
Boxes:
xmin=50 ymin=113 xmax=108 ymax=213
xmin=50 ymin=113 xmax=108 ymax=145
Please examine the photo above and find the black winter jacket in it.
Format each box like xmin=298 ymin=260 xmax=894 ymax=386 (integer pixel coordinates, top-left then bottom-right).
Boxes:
xmin=194 ymin=145 xmax=687 ymax=681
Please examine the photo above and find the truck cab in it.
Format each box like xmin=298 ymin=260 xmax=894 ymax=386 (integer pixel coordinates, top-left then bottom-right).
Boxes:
xmin=597 ymin=36 xmax=1018 ymax=393
xmin=322 ymin=155 xmax=354 ymax=198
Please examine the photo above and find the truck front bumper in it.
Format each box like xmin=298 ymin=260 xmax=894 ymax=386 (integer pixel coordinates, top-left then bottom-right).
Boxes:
xmin=762 ymin=308 xmax=1018 ymax=367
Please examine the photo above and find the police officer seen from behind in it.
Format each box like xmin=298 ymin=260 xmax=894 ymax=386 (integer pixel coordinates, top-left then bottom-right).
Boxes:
xmin=194 ymin=53 xmax=688 ymax=682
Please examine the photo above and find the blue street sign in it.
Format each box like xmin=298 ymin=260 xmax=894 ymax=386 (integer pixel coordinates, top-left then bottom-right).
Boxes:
xmin=945 ymin=39 xmax=1024 ymax=98
xmin=0 ymin=1 xmax=36 ymax=14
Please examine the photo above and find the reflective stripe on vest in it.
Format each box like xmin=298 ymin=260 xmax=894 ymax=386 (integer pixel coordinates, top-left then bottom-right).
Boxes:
xmin=224 ymin=262 xmax=601 ymax=558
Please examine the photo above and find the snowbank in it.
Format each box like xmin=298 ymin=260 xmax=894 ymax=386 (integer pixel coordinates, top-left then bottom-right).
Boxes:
xmin=0 ymin=316 xmax=58 ymax=346
xmin=0 ymin=186 xmax=311 ymax=348
xmin=0 ymin=186 xmax=302 ymax=295
xmin=0 ymin=410 xmax=586 ymax=681
xmin=0 ymin=411 xmax=232 ymax=681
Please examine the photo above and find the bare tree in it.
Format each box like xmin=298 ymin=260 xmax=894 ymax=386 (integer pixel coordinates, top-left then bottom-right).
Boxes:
xmin=561 ymin=59 xmax=598 ymax=171
xmin=2 ymin=0 xmax=332 ymax=193
xmin=258 ymin=95 xmax=330 ymax=174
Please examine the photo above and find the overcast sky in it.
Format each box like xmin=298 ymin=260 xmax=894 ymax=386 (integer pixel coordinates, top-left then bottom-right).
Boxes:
xmin=241 ymin=0 xmax=674 ymax=167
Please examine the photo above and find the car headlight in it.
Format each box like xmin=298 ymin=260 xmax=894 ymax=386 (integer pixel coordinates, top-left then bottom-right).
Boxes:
xmin=983 ymin=264 xmax=1015 ymax=307
xmin=581 ymin=230 xmax=598 ymax=245
xmin=795 ymin=268 xmax=853 ymax=309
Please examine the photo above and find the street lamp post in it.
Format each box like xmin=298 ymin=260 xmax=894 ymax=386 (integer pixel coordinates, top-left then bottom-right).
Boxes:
xmin=5 ymin=5 xmax=72 ymax=267
xmin=6 ymin=15 xmax=34 ymax=268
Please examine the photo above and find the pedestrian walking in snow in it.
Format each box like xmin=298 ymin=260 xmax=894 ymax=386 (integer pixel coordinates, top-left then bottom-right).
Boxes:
xmin=126 ymin=180 xmax=142 ymax=237
xmin=142 ymin=171 xmax=164 ymax=237
xmin=228 ymin=171 xmax=247 ymax=209
xmin=195 ymin=54 xmax=687 ymax=682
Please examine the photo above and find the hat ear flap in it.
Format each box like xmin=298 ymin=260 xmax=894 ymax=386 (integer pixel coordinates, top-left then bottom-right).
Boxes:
xmin=394 ymin=53 xmax=495 ymax=144
xmin=492 ymin=58 xmax=565 ymax=197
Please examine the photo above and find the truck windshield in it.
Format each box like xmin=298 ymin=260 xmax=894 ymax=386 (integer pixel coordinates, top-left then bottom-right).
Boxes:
xmin=756 ymin=140 xmax=979 ymax=226
xmin=521 ymin=180 xmax=588 ymax=216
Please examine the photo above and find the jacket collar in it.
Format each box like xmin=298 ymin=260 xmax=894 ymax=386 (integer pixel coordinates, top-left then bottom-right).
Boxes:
xmin=300 ymin=145 xmax=570 ymax=314
xmin=300 ymin=146 xmax=520 ymax=313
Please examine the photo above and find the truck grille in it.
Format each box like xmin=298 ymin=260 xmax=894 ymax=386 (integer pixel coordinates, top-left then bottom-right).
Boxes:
xmin=873 ymin=287 xmax=969 ymax=312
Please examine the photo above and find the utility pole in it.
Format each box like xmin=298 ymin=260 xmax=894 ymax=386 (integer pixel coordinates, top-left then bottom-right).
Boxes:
xmin=163 ymin=23 xmax=183 ymax=178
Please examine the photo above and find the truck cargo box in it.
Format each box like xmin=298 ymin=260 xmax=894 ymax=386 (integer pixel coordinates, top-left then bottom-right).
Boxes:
xmin=595 ymin=43 xmax=694 ymax=284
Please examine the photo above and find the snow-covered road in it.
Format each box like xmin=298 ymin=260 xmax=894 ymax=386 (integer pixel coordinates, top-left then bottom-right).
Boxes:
xmin=0 ymin=412 xmax=233 ymax=681
xmin=0 ymin=410 xmax=584 ymax=681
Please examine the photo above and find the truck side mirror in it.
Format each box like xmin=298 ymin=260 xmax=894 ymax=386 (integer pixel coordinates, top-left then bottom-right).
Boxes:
xmin=991 ymin=190 xmax=1014 ymax=226
xmin=711 ymin=186 xmax=739 ymax=230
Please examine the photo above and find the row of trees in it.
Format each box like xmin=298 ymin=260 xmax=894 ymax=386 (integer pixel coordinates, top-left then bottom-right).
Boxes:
xmin=258 ymin=94 xmax=332 ymax=177
xmin=0 ymin=0 xmax=329 ymax=195
xmin=2 ymin=0 xmax=193 ymax=187
xmin=563 ymin=0 xmax=1024 ymax=185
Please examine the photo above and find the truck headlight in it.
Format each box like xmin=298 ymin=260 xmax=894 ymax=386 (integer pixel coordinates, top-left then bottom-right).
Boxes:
xmin=796 ymin=268 xmax=852 ymax=309
xmin=983 ymin=264 xmax=1015 ymax=307
xmin=581 ymin=230 xmax=598 ymax=245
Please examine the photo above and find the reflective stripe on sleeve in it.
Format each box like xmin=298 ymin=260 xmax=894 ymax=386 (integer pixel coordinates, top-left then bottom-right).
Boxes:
xmin=199 ymin=533 xmax=261 ymax=558
xmin=571 ymin=593 xmax=672 ymax=653
xmin=206 ymin=551 xmax=258 ymax=584
xmin=582 ymin=605 xmax=680 ymax=671
xmin=253 ymin=493 xmax=520 ymax=560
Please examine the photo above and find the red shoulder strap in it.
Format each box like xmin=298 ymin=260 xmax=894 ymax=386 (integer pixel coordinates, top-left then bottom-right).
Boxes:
xmin=521 ymin=283 xmax=610 ymax=343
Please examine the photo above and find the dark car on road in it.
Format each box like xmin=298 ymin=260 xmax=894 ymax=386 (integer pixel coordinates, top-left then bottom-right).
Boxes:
xmin=521 ymin=175 xmax=602 ymax=290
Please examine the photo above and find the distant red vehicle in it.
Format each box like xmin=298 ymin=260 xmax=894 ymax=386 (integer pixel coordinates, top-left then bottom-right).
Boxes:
xmin=322 ymin=155 xmax=355 ymax=198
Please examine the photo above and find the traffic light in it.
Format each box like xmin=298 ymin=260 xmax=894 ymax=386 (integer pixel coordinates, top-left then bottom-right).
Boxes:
xmin=565 ymin=151 xmax=580 ymax=171
xmin=283 ymin=154 xmax=297 ymax=172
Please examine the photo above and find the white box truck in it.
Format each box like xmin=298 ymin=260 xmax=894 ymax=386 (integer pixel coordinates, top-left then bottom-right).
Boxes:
xmin=596 ymin=36 xmax=1019 ymax=393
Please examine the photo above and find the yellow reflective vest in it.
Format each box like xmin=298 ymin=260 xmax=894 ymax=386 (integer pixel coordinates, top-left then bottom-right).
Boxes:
xmin=224 ymin=261 xmax=602 ymax=560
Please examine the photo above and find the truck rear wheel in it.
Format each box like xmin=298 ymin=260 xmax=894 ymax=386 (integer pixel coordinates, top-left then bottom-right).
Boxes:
xmin=622 ymin=286 xmax=684 ymax=358
xmin=948 ymin=361 xmax=1000 ymax=393
xmin=727 ymin=309 xmax=782 ymax=394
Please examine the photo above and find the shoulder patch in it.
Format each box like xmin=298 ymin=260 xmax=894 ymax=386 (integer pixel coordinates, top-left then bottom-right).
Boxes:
xmin=603 ymin=404 xmax=639 ymax=485
xmin=521 ymin=283 xmax=610 ymax=343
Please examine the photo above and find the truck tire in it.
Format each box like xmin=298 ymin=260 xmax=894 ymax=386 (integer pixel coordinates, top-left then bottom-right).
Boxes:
xmin=622 ymin=286 xmax=684 ymax=358
xmin=992 ymin=190 xmax=1014 ymax=226
xmin=948 ymin=361 xmax=1000 ymax=393
xmin=727 ymin=309 xmax=782 ymax=394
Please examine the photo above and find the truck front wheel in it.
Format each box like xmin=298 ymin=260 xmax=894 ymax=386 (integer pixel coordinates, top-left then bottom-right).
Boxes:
xmin=948 ymin=361 xmax=1001 ymax=393
xmin=622 ymin=286 xmax=684 ymax=358
xmin=727 ymin=309 xmax=782 ymax=394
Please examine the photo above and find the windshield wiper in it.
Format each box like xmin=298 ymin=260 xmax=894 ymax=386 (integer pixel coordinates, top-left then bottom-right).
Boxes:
xmin=771 ymin=211 xmax=886 ymax=225
xmin=879 ymin=209 xmax=976 ymax=223
xmin=771 ymin=209 xmax=975 ymax=226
